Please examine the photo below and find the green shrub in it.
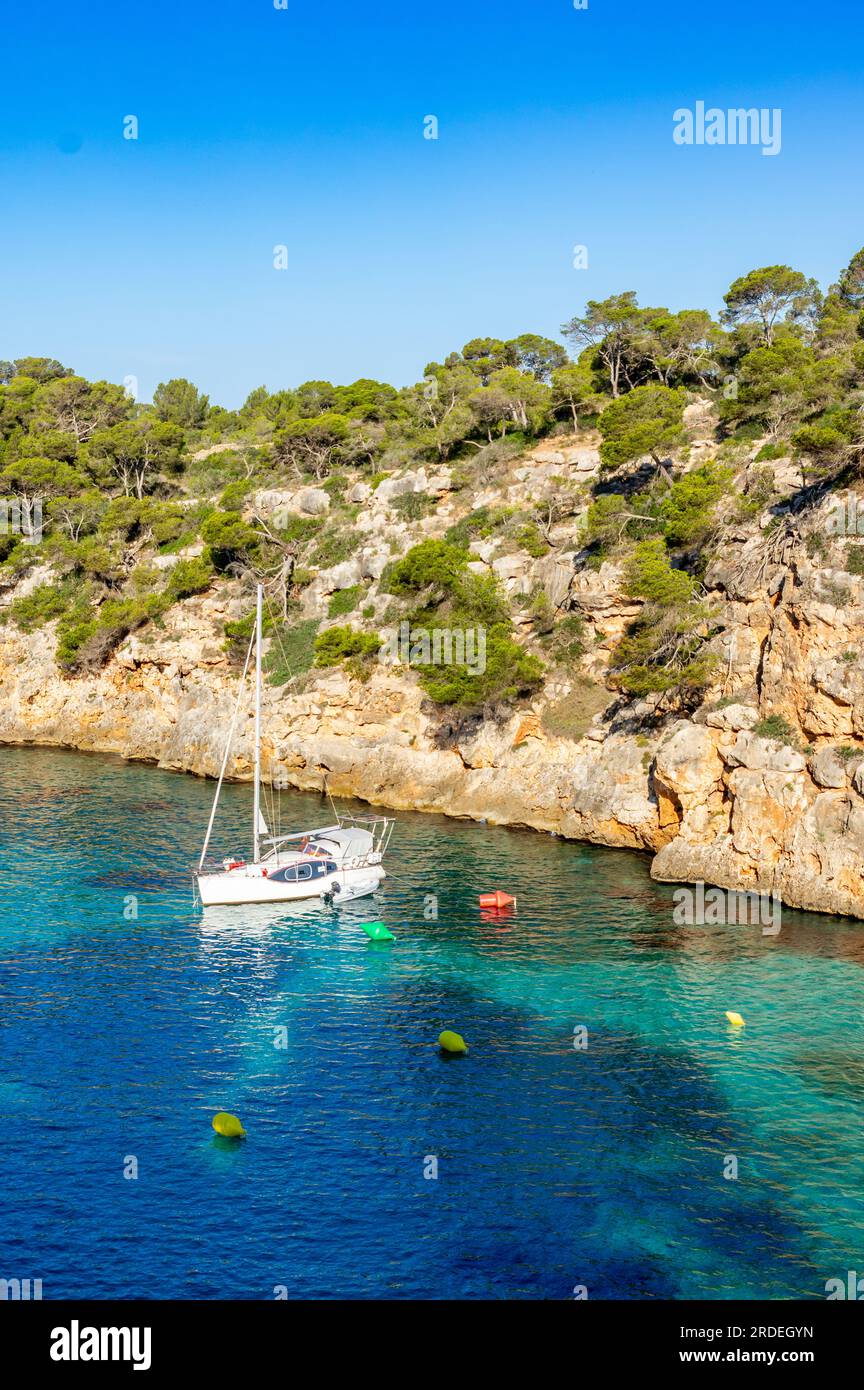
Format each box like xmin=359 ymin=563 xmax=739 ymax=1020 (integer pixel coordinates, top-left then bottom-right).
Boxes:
xmin=266 ymin=618 xmax=320 ymax=685
xmin=223 ymin=610 xmax=258 ymax=663
xmin=8 ymin=580 xmax=75 ymax=631
xmin=56 ymin=615 xmax=99 ymax=669
xmin=57 ymin=592 xmax=170 ymax=672
xmin=201 ymin=510 xmax=259 ymax=570
xmin=516 ymin=522 xmax=550 ymax=557
xmin=845 ymin=544 xmax=864 ymax=575
xmin=528 ymin=586 xmax=555 ymax=634
xmin=150 ymin=503 xmax=194 ymax=548
xmin=658 ymin=462 xmax=733 ymax=546
xmin=327 ymin=584 xmax=363 ymax=618
xmin=544 ymin=613 xmax=586 ymax=663
xmin=314 ymin=624 xmax=380 ymax=668
xmin=385 ymin=538 xmax=469 ymax=594
xmin=753 ymin=714 xmax=798 ymax=745
xmin=219 ymin=479 xmax=253 ymax=511
xmin=58 ymin=536 xmax=124 ymax=583
xmin=275 ymin=515 xmax=322 ymax=546
xmin=582 ymin=492 xmax=660 ymax=552
xmin=735 ymin=464 xmax=776 ymax=519
xmin=309 ymin=529 xmax=356 ymax=568
xmin=165 ymin=554 xmax=215 ymax=599
xmin=390 ymin=491 xmax=436 ymax=520
xmin=730 ymin=421 xmax=765 ymax=443
xmin=598 ymin=384 xmax=687 ymax=470
xmin=624 ymin=540 xmax=696 ymax=604
xmin=383 ymin=537 xmax=540 ymax=704
xmin=610 ymin=610 xmax=716 ymax=695
xmin=414 ymin=625 xmax=543 ymax=706
xmin=444 ymin=506 xmax=514 ymax=548
xmin=610 ymin=540 xmax=716 ymax=695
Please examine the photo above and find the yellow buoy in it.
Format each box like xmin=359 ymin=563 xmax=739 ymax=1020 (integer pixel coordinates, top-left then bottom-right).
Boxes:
xmin=212 ymin=1111 xmax=246 ymax=1138
xmin=725 ymin=1011 xmax=746 ymax=1028
xmin=438 ymin=1030 xmax=469 ymax=1054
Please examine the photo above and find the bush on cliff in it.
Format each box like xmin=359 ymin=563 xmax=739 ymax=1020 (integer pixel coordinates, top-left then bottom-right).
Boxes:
xmin=609 ymin=540 xmax=717 ymax=695
xmin=313 ymin=624 xmax=380 ymax=681
xmin=165 ymin=555 xmax=215 ymax=600
xmin=382 ymin=538 xmax=543 ymax=706
xmin=6 ymin=579 xmax=77 ymax=631
xmin=56 ymin=592 xmax=171 ymax=672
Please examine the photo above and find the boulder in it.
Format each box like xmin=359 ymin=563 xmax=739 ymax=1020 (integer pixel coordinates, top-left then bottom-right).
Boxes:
xmin=297 ymin=488 xmax=330 ymax=516
xmin=809 ymin=746 xmax=848 ymax=789
xmin=722 ymin=731 xmax=807 ymax=773
xmin=376 ymin=471 xmax=423 ymax=505
xmin=704 ymin=702 xmax=759 ymax=732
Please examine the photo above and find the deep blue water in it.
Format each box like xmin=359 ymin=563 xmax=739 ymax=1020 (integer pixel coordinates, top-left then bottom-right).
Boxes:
xmin=1 ymin=745 xmax=863 ymax=1300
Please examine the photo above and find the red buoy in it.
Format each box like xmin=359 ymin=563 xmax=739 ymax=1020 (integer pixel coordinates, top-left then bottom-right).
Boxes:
xmin=479 ymin=891 xmax=515 ymax=908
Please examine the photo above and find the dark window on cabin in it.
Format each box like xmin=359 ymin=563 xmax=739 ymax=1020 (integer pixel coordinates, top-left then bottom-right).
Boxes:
xmin=297 ymin=864 xmax=313 ymax=880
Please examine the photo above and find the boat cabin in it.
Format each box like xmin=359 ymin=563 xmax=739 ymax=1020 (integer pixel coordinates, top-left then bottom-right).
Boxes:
xmin=266 ymin=858 xmax=338 ymax=884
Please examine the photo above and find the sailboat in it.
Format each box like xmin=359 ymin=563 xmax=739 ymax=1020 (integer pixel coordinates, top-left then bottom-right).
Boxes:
xmin=194 ymin=584 xmax=394 ymax=907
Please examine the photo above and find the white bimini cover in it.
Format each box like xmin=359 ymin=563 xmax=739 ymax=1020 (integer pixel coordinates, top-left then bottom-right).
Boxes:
xmin=309 ymin=828 xmax=375 ymax=862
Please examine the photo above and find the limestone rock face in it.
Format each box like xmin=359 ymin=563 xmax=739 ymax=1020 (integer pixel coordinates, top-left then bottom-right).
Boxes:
xmin=256 ymin=487 xmax=330 ymax=520
xmin=6 ymin=432 xmax=864 ymax=922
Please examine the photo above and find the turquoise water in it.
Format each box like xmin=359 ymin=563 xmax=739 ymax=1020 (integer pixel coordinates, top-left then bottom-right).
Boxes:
xmin=0 ymin=745 xmax=863 ymax=1300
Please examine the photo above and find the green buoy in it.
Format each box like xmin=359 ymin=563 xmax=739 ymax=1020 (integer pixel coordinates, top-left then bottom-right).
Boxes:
xmin=361 ymin=921 xmax=394 ymax=941
xmin=438 ymin=1030 xmax=468 ymax=1054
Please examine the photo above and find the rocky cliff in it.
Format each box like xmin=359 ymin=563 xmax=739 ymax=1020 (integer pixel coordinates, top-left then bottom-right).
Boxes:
xmin=3 ymin=417 xmax=864 ymax=921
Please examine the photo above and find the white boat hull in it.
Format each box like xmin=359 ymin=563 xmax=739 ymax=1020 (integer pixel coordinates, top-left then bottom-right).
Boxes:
xmin=197 ymin=863 xmax=386 ymax=907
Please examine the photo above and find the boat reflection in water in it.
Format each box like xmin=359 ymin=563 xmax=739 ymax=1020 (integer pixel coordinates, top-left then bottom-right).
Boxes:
xmin=197 ymin=891 xmax=386 ymax=943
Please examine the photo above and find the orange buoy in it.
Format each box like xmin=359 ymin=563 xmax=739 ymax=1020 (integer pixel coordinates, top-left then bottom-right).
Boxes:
xmin=479 ymin=891 xmax=515 ymax=908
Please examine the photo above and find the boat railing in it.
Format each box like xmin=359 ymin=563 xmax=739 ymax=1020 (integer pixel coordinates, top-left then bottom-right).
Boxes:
xmin=197 ymin=814 xmax=395 ymax=876
xmin=335 ymin=813 xmax=395 ymax=858
xmin=261 ymin=814 xmax=395 ymax=860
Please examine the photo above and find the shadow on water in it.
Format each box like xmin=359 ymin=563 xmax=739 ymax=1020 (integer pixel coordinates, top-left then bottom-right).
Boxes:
xmin=1 ymin=745 xmax=863 ymax=1298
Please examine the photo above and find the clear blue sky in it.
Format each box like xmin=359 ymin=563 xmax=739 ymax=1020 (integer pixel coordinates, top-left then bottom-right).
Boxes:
xmin=1 ymin=0 xmax=862 ymax=407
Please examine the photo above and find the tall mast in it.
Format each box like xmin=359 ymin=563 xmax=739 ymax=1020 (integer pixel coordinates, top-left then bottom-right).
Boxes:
xmin=252 ymin=582 xmax=263 ymax=864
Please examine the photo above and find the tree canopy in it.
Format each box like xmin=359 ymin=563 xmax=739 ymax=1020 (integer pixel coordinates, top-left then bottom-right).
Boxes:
xmin=2 ymin=241 xmax=863 ymax=702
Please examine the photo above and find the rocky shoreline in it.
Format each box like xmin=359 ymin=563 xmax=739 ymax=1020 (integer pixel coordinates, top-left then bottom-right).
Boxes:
xmin=3 ymin=539 xmax=864 ymax=922
xmin=3 ymin=416 xmax=864 ymax=923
